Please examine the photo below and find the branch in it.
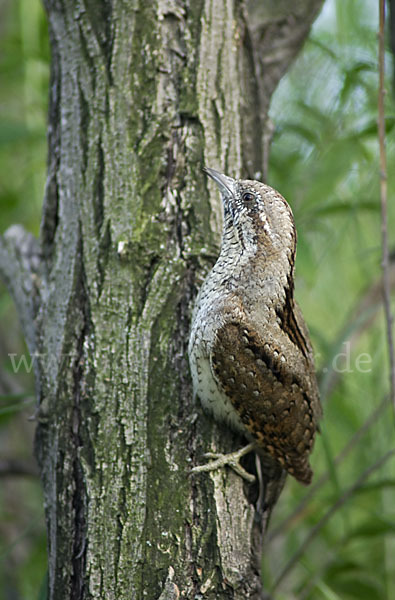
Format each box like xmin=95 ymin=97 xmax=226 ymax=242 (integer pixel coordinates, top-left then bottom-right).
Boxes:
xmin=245 ymin=0 xmax=325 ymax=178
xmin=378 ymin=0 xmax=395 ymax=416
xmin=0 ymin=458 xmax=39 ymax=478
xmin=0 ymin=225 xmax=42 ymax=355
xmin=246 ymin=0 xmax=325 ymax=100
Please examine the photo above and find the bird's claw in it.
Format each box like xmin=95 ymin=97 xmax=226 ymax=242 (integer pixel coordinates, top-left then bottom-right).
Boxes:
xmin=191 ymin=443 xmax=256 ymax=483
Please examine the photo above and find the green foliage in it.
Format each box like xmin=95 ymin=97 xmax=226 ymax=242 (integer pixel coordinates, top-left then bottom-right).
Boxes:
xmin=267 ymin=1 xmax=395 ymax=598
xmin=0 ymin=0 xmax=49 ymax=235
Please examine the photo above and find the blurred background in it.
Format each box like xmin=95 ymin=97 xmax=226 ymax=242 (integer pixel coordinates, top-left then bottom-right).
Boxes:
xmin=0 ymin=0 xmax=394 ymax=599
xmin=0 ymin=0 xmax=48 ymax=598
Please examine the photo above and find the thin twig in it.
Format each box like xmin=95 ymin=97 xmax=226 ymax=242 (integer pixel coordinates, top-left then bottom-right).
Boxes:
xmin=0 ymin=459 xmax=39 ymax=478
xmin=378 ymin=0 xmax=395 ymax=416
xmin=0 ymin=226 xmax=42 ymax=356
xmin=270 ymin=448 xmax=395 ymax=594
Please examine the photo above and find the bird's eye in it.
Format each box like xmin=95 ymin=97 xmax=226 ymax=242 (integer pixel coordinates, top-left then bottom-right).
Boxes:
xmin=242 ymin=191 xmax=255 ymax=205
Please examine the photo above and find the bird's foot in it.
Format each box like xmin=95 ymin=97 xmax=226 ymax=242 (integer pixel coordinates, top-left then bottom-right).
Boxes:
xmin=191 ymin=442 xmax=256 ymax=483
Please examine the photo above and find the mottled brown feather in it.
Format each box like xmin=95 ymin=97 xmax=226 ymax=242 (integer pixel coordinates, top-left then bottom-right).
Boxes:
xmin=211 ymin=320 xmax=318 ymax=484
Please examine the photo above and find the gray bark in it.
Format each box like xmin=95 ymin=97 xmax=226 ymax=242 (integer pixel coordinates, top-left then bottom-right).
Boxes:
xmin=0 ymin=1 xmax=324 ymax=598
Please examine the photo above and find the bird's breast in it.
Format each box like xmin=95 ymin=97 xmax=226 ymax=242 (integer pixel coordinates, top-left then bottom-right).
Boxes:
xmin=189 ymin=342 xmax=246 ymax=435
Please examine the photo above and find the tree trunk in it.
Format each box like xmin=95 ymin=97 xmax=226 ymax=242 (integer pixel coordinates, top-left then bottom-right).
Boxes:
xmin=0 ymin=1 xmax=323 ymax=598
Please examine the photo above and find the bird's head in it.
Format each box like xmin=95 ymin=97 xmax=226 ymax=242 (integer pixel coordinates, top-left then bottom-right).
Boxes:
xmin=204 ymin=167 xmax=296 ymax=261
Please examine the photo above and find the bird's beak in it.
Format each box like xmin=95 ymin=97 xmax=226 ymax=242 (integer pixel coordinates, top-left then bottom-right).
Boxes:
xmin=203 ymin=167 xmax=236 ymax=197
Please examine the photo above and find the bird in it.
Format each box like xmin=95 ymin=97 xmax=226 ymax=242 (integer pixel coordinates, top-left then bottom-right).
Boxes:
xmin=188 ymin=167 xmax=322 ymax=485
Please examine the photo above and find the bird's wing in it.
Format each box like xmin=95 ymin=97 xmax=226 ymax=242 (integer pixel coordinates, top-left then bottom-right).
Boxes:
xmin=210 ymin=319 xmax=318 ymax=484
xmin=293 ymin=301 xmax=323 ymax=421
xmin=272 ymin=284 xmax=322 ymax=423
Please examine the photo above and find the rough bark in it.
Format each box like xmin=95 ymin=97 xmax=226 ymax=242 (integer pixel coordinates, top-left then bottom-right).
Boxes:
xmin=0 ymin=1 xmax=324 ymax=598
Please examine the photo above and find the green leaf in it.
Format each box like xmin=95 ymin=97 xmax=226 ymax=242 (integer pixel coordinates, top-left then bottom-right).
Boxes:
xmin=326 ymin=559 xmax=363 ymax=577
xmin=0 ymin=394 xmax=34 ymax=416
xmin=353 ymin=116 xmax=395 ymax=138
xmin=278 ymin=121 xmax=320 ymax=145
xmin=339 ymin=61 xmax=376 ymax=104
xmin=308 ymin=36 xmax=339 ymax=61
xmin=354 ymin=479 xmax=395 ymax=493
xmin=331 ymin=576 xmax=384 ymax=600
xmin=302 ymin=199 xmax=378 ymax=221
xmin=346 ymin=517 xmax=395 ymax=539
